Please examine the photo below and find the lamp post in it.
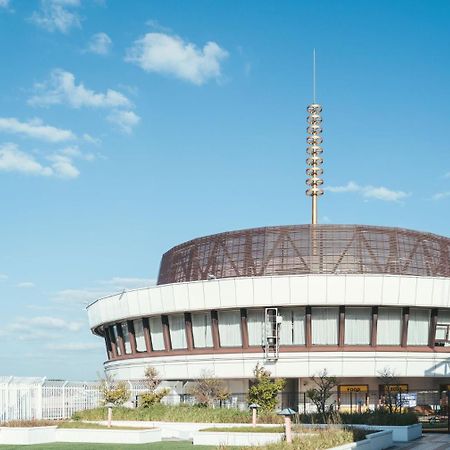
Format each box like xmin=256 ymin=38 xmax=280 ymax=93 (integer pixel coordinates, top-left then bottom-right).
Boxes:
xmin=278 ymin=408 xmax=296 ymax=444
xmin=249 ymin=403 xmax=260 ymax=427
xmin=105 ymin=402 xmax=114 ymax=428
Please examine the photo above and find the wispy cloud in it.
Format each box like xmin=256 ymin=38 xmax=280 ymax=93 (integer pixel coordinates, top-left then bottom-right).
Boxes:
xmin=0 ymin=143 xmax=92 ymax=179
xmin=433 ymin=191 xmax=450 ymax=201
xmin=0 ymin=0 xmax=10 ymax=9
xmin=29 ymin=69 xmax=131 ymax=109
xmin=0 ymin=273 xmax=8 ymax=281
xmin=86 ymin=32 xmax=112 ymax=55
xmin=17 ymin=282 xmax=35 ymax=288
xmin=126 ymin=32 xmax=228 ymax=85
xmin=107 ymin=109 xmax=140 ymax=134
xmin=53 ymin=276 xmax=155 ymax=304
xmin=327 ymin=181 xmax=409 ymax=202
xmin=445 ymin=172 xmax=450 ymax=179
xmin=30 ymin=0 xmax=81 ymax=34
xmin=46 ymin=342 xmax=103 ymax=351
xmin=0 ymin=117 xmax=75 ymax=142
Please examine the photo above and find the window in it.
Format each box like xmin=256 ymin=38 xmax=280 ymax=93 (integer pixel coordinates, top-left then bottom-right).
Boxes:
xmin=192 ymin=312 xmax=213 ymax=348
xmin=345 ymin=308 xmax=371 ymax=345
xmin=134 ymin=319 xmax=146 ymax=352
xmin=121 ymin=322 xmax=131 ymax=354
xmin=149 ymin=316 xmax=165 ymax=351
xmin=218 ymin=310 xmax=242 ymax=347
xmin=436 ymin=310 xmax=450 ymax=346
xmin=312 ymin=307 xmax=338 ymax=345
xmin=111 ymin=324 xmax=121 ymax=356
xmin=280 ymin=308 xmax=305 ymax=345
xmin=247 ymin=309 xmax=264 ymax=346
xmin=407 ymin=308 xmax=430 ymax=346
xmin=168 ymin=314 xmax=187 ymax=349
xmin=377 ymin=308 xmax=402 ymax=345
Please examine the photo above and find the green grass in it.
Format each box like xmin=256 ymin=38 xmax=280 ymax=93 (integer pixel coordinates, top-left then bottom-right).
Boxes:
xmin=73 ymin=405 xmax=282 ymax=424
xmin=0 ymin=420 xmax=151 ymax=430
xmin=0 ymin=442 xmax=216 ymax=450
xmin=200 ymin=425 xmax=284 ymax=433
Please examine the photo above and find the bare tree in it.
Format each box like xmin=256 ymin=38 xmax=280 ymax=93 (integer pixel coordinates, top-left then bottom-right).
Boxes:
xmin=377 ymin=368 xmax=404 ymax=413
xmin=187 ymin=370 xmax=229 ymax=407
xmin=306 ymin=369 xmax=338 ymax=415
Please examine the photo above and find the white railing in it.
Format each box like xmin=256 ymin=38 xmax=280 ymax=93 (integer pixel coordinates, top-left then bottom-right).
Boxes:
xmin=0 ymin=377 xmax=148 ymax=422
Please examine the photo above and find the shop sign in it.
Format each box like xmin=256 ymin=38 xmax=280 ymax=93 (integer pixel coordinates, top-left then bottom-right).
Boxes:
xmin=339 ymin=385 xmax=368 ymax=393
xmin=398 ymin=392 xmax=417 ymax=408
xmin=382 ymin=384 xmax=409 ymax=393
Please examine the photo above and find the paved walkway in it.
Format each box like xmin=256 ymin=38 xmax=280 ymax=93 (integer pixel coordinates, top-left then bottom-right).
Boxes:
xmin=395 ymin=434 xmax=450 ymax=449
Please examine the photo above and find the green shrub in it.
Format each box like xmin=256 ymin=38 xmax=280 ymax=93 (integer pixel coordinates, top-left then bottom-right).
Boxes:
xmin=72 ymin=404 xmax=283 ymax=424
xmin=139 ymin=389 xmax=170 ymax=407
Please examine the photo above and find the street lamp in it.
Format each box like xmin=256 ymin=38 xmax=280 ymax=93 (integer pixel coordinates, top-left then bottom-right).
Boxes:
xmin=105 ymin=402 xmax=114 ymax=428
xmin=249 ymin=403 xmax=260 ymax=427
xmin=278 ymin=408 xmax=296 ymax=443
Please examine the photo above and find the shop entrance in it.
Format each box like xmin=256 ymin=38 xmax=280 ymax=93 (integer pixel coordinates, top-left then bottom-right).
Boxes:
xmin=337 ymin=385 xmax=368 ymax=413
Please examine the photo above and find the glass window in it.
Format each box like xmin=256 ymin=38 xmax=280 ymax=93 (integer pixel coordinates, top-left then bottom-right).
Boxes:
xmin=312 ymin=307 xmax=339 ymax=345
xmin=218 ymin=310 xmax=242 ymax=347
xmin=345 ymin=307 xmax=371 ymax=345
xmin=280 ymin=308 xmax=305 ymax=345
xmin=192 ymin=312 xmax=213 ymax=348
xmin=247 ymin=309 xmax=264 ymax=346
xmin=407 ymin=308 xmax=430 ymax=346
xmin=377 ymin=308 xmax=402 ymax=345
xmin=111 ymin=324 xmax=121 ymax=356
xmin=169 ymin=314 xmax=187 ymax=349
xmin=149 ymin=316 xmax=165 ymax=351
xmin=121 ymin=322 xmax=131 ymax=354
xmin=133 ymin=319 xmax=146 ymax=352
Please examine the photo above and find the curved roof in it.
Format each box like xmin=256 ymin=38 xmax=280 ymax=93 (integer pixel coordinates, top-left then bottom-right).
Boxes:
xmin=157 ymin=224 xmax=450 ymax=285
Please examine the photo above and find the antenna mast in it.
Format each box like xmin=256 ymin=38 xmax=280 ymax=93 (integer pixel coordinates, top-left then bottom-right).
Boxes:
xmin=306 ymin=49 xmax=324 ymax=224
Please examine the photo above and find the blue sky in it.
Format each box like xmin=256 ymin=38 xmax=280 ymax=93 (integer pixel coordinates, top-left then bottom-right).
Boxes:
xmin=0 ymin=0 xmax=449 ymax=380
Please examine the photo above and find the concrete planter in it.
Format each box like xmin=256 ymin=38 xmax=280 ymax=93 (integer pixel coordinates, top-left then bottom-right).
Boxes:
xmin=0 ymin=426 xmax=57 ymax=445
xmin=0 ymin=426 xmax=161 ymax=445
xmin=193 ymin=430 xmax=284 ymax=446
xmin=56 ymin=428 xmax=161 ymax=444
xmin=329 ymin=430 xmax=393 ymax=450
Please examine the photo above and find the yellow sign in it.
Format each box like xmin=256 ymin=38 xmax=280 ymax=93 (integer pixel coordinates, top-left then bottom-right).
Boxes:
xmin=339 ymin=385 xmax=368 ymax=393
xmin=382 ymin=384 xmax=408 ymax=393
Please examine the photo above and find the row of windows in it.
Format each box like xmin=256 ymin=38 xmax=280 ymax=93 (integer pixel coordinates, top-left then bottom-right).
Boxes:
xmin=104 ymin=307 xmax=450 ymax=358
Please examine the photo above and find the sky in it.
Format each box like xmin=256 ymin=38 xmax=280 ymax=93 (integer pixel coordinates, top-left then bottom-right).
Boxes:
xmin=0 ymin=0 xmax=449 ymax=380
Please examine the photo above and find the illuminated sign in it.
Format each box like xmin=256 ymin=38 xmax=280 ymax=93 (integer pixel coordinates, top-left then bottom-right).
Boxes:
xmin=382 ymin=384 xmax=408 ymax=393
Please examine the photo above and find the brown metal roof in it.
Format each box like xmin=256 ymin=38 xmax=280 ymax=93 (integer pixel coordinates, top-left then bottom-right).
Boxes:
xmin=157 ymin=224 xmax=450 ymax=285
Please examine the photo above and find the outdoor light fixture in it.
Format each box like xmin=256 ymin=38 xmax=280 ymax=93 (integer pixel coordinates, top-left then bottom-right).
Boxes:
xmin=249 ymin=403 xmax=260 ymax=427
xmin=278 ymin=407 xmax=296 ymax=443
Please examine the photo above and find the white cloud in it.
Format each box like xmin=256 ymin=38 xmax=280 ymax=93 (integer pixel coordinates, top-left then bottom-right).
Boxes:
xmin=0 ymin=117 xmax=75 ymax=142
xmin=53 ymin=277 xmax=155 ymax=304
xmin=82 ymin=133 xmax=101 ymax=145
xmin=87 ymin=32 xmax=112 ymax=55
xmin=30 ymin=0 xmax=81 ymax=34
xmin=46 ymin=342 xmax=103 ymax=351
xmin=0 ymin=143 xmax=93 ymax=179
xmin=433 ymin=191 xmax=450 ymax=201
xmin=17 ymin=282 xmax=35 ymax=288
xmin=0 ymin=273 xmax=8 ymax=281
xmin=327 ymin=181 xmax=409 ymax=202
xmin=0 ymin=0 xmax=10 ymax=8
xmin=126 ymin=32 xmax=228 ymax=85
xmin=107 ymin=109 xmax=140 ymax=134
xmin=29 ymin=69 xmax=131 ymax=109
xmin=0 ymin=143 xmax=53 ymax=176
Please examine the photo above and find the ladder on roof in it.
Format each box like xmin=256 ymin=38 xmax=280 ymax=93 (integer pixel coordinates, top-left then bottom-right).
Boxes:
xmin=264 ymin=308 xmax=281 ymax=361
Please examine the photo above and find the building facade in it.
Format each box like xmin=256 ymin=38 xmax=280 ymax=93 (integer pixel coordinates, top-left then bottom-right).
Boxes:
xmin=87 ymin=224 xmax=450 ymax=409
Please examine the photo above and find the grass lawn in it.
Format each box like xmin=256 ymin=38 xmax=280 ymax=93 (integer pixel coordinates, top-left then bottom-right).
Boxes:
xmin=0 ymin=442 xmax=217 ymax=450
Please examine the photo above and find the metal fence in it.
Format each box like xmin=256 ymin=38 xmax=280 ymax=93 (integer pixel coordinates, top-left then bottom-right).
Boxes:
xmin=0 ymin=377 xmax=148 ymax=422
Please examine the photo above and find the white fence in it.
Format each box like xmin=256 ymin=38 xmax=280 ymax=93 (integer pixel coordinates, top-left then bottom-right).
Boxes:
xmin=0 ymin=377 xmax=148 ymax=422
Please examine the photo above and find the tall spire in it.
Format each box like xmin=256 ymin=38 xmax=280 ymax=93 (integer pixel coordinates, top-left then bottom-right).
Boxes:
xmin=305 ymin=49 xmax=324 ymax=225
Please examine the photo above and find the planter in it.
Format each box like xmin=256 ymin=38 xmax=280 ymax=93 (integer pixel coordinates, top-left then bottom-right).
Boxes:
xmin=193 ymin=430 xmax=284 ymax=446
xmin=328 ymin=430 xmax=393 ymax=450
xmin=0 ymin=426 xmax=57 ymax=445
xmin=0 ymin=426 xmax=161 ymax=445
xmin=56 ymin=428 xmax=161 ymax=444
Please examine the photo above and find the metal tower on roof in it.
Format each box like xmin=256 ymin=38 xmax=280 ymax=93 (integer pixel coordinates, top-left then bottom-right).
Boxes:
xmin=305 ymin=49 xmax=324 ymax=225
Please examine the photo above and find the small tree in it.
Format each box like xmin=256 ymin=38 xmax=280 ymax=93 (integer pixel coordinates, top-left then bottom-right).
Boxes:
xmin=378 ymin=368 xmax=404 ymax=413
xmin=99 ymin=376 xmax=130 ymax=406
xmin=139 ymin=366 xmax=170 ymax=407
xmin=248 ymin=364 xmax=286 ymax=414
xmin=187 ymin=370 xmax=229 ymax=407
xmin=306 ymin=369 xmax=337 ymax=415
